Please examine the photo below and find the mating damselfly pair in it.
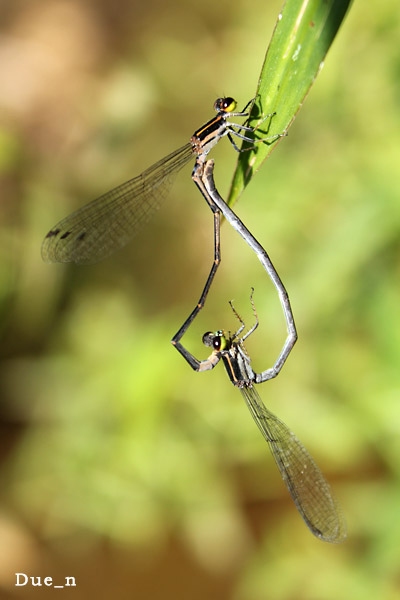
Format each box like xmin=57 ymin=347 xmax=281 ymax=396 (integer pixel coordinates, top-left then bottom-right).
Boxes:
xmin=42 ymin=97 xmax=346 ymax=542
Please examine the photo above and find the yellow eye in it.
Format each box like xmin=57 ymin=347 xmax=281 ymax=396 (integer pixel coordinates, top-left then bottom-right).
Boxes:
xmin=215 ymin=332 xmax=229 ymax=351
xmin=223 ymin=97 xmax=237 ymax=112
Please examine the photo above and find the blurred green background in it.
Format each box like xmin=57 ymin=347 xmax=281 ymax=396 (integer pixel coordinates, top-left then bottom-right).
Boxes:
xmin=0 ymin=0 xmax=399 ymax=598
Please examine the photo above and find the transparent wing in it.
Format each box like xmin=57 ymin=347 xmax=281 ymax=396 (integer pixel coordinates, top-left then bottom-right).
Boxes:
xmin=41 ymin=143 xmax=194 ymax=264
xmin=240 ymin=385 xmax=346 ymax=543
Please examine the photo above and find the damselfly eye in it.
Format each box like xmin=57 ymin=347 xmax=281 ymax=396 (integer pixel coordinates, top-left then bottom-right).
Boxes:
xmin=202 ymin=332 xmax=214 ymax=348
xmin=222 ymin=97 xmax=236 ymax=112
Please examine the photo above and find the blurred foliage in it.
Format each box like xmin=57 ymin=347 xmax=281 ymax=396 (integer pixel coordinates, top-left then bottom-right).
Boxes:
xmin=0 ymin=0 xmax=399 ymax=598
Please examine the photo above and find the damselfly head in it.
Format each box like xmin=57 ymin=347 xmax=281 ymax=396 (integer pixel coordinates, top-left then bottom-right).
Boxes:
xmin=214 ymin=97 xmax=237 ymax=114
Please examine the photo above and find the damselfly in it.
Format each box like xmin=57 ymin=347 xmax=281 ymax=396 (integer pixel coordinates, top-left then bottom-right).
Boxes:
xmin=41 ymin=97 xmax=277 ymax=264
xmin=175 ymin=289 xmax=346 ymax=543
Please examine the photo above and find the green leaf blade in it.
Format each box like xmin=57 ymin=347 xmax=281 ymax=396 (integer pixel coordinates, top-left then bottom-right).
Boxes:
xmin=228 ymin=0 xmax=353 ymax=206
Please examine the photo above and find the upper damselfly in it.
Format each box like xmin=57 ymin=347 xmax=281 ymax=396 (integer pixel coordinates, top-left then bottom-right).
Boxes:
xmin=41 ymin=97 xmax=275 ymax=265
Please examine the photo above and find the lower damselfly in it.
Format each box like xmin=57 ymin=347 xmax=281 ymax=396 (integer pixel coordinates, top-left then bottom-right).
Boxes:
xmin=41 ymin=97 xmax=278 ymax=265
xmin=175 ymin=289 xmax=346 ymax=543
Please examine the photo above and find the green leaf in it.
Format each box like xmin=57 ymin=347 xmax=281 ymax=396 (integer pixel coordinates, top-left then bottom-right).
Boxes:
xmin=227 ymin=0 xmax=353 ymax=206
